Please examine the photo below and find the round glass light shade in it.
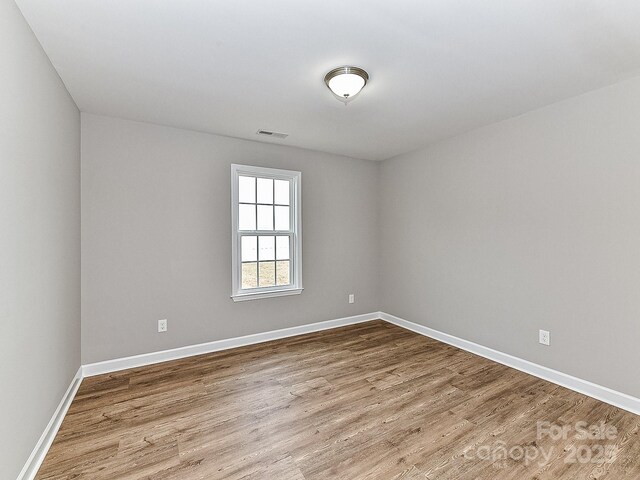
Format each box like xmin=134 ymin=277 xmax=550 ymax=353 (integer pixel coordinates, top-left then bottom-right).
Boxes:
xmin=324 ymin=66 xmax=369 ymax=104
xmin=328 ymin=73 xmax=365 ymax=99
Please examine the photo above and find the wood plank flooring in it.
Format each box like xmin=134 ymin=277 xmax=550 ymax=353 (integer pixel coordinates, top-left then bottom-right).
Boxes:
xmin=36 ymin=321 xmax=640 ymax=479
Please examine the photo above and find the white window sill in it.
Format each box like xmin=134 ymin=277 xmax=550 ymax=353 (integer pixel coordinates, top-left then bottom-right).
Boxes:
xmin=231 ymin=288 xmax=304 ymax=302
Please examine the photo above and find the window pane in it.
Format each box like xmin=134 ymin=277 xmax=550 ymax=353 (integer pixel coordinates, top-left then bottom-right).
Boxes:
xmin=238 ymin=176 xmax=255 ymax=203
xmin=274 ymin=179 xmax=290 ymax=205
xmin=257 ymin=178 xmax=273 ymax=204
xmin=241 ymin=236 xmax=257 ymax=262
xmin=242 ymin=262 xmax=257 ymax=289
xmin=258 ymin=236 xmax=275 ymax=261
xmin=238 ymin=204 xmax=256 ymax=230
xmin=274 ymin=206 xmax=289 ymax=231
xmin=257 ymin=205 xmax=274 ymax=230
xmin=276 ymin=261 xmax=290 ymax=286
xmin=258 ymin=261 xmax=275 ymax=287
xmin=276 ymin=236 xmax=289 ymax=260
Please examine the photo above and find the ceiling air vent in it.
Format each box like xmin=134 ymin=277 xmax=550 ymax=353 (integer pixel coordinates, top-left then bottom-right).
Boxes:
xmin=256 ymin=129 xmax=289 ymax=139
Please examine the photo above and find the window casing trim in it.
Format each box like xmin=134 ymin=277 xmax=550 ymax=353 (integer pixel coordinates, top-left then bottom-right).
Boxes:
xmin=231 ymin=164 xmax=302 ymax=301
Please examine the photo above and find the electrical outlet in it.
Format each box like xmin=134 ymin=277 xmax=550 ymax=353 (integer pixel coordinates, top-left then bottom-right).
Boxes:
xmin=158 ymin=319 xmax=168 ymax=333
xmin=539 ymin=329 xmax=550 ymax=346
xmin=348 ymin=294 xmax=355 ymax=304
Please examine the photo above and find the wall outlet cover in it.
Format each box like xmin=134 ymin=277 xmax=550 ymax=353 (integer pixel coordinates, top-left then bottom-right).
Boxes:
xmin=158 ymin=319 xmax=168 ymax=333
xmin=539 ymin=329 xmax=550 ymax=346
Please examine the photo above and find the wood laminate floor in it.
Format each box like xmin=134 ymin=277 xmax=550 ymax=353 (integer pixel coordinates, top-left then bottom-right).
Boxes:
xmin=36 ymin=321 xmax=639 ymax=479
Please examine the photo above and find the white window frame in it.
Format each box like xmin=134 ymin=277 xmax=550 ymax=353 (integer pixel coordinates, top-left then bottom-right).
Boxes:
xmin=231 ymin=164 xmax=303 ymax=301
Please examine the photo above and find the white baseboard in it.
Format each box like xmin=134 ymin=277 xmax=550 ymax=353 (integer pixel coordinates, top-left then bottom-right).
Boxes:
xmin=82 ymin=312 xmax=380 ymax=377
xmin=83 ymin=311 xmax=640 ymax=415
xmin=17 ymin=367 xmax=83 ymax=480
xmin=379 ymin=312 xmax=640 ymax=416
xmin=20 ymin=311 xmax=639 ymax=480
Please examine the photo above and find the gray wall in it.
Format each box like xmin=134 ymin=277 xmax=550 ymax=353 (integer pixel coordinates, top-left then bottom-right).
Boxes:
xmin=380 ymin=76 xmax=640 ymax=398
xmin=0 ymin=1 xmax=81 ymax=479
xmin=81 ymin=113 xmax=379 ymax=364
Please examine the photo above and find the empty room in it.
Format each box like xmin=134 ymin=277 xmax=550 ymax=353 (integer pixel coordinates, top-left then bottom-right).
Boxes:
xmin=3 ymin=0 xmax=640 ymax=478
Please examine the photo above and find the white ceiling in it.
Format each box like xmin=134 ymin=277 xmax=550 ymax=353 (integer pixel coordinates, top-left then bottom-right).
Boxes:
xmin=15 ymin=0 xmax=640 ymax=161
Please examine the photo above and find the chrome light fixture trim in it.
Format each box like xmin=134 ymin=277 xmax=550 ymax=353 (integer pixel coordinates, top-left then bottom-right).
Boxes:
xmin=324 ymin=66 xmax=369 ymax=104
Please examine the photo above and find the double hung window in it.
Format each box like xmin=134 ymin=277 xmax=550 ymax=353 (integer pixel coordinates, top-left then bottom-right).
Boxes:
xmin=231 ymin=164 xmax=302 ymax=301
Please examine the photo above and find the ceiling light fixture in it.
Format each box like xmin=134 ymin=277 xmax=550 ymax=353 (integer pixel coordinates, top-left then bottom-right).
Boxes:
xmin=324 ymin=66 xmax=369 ymax=105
